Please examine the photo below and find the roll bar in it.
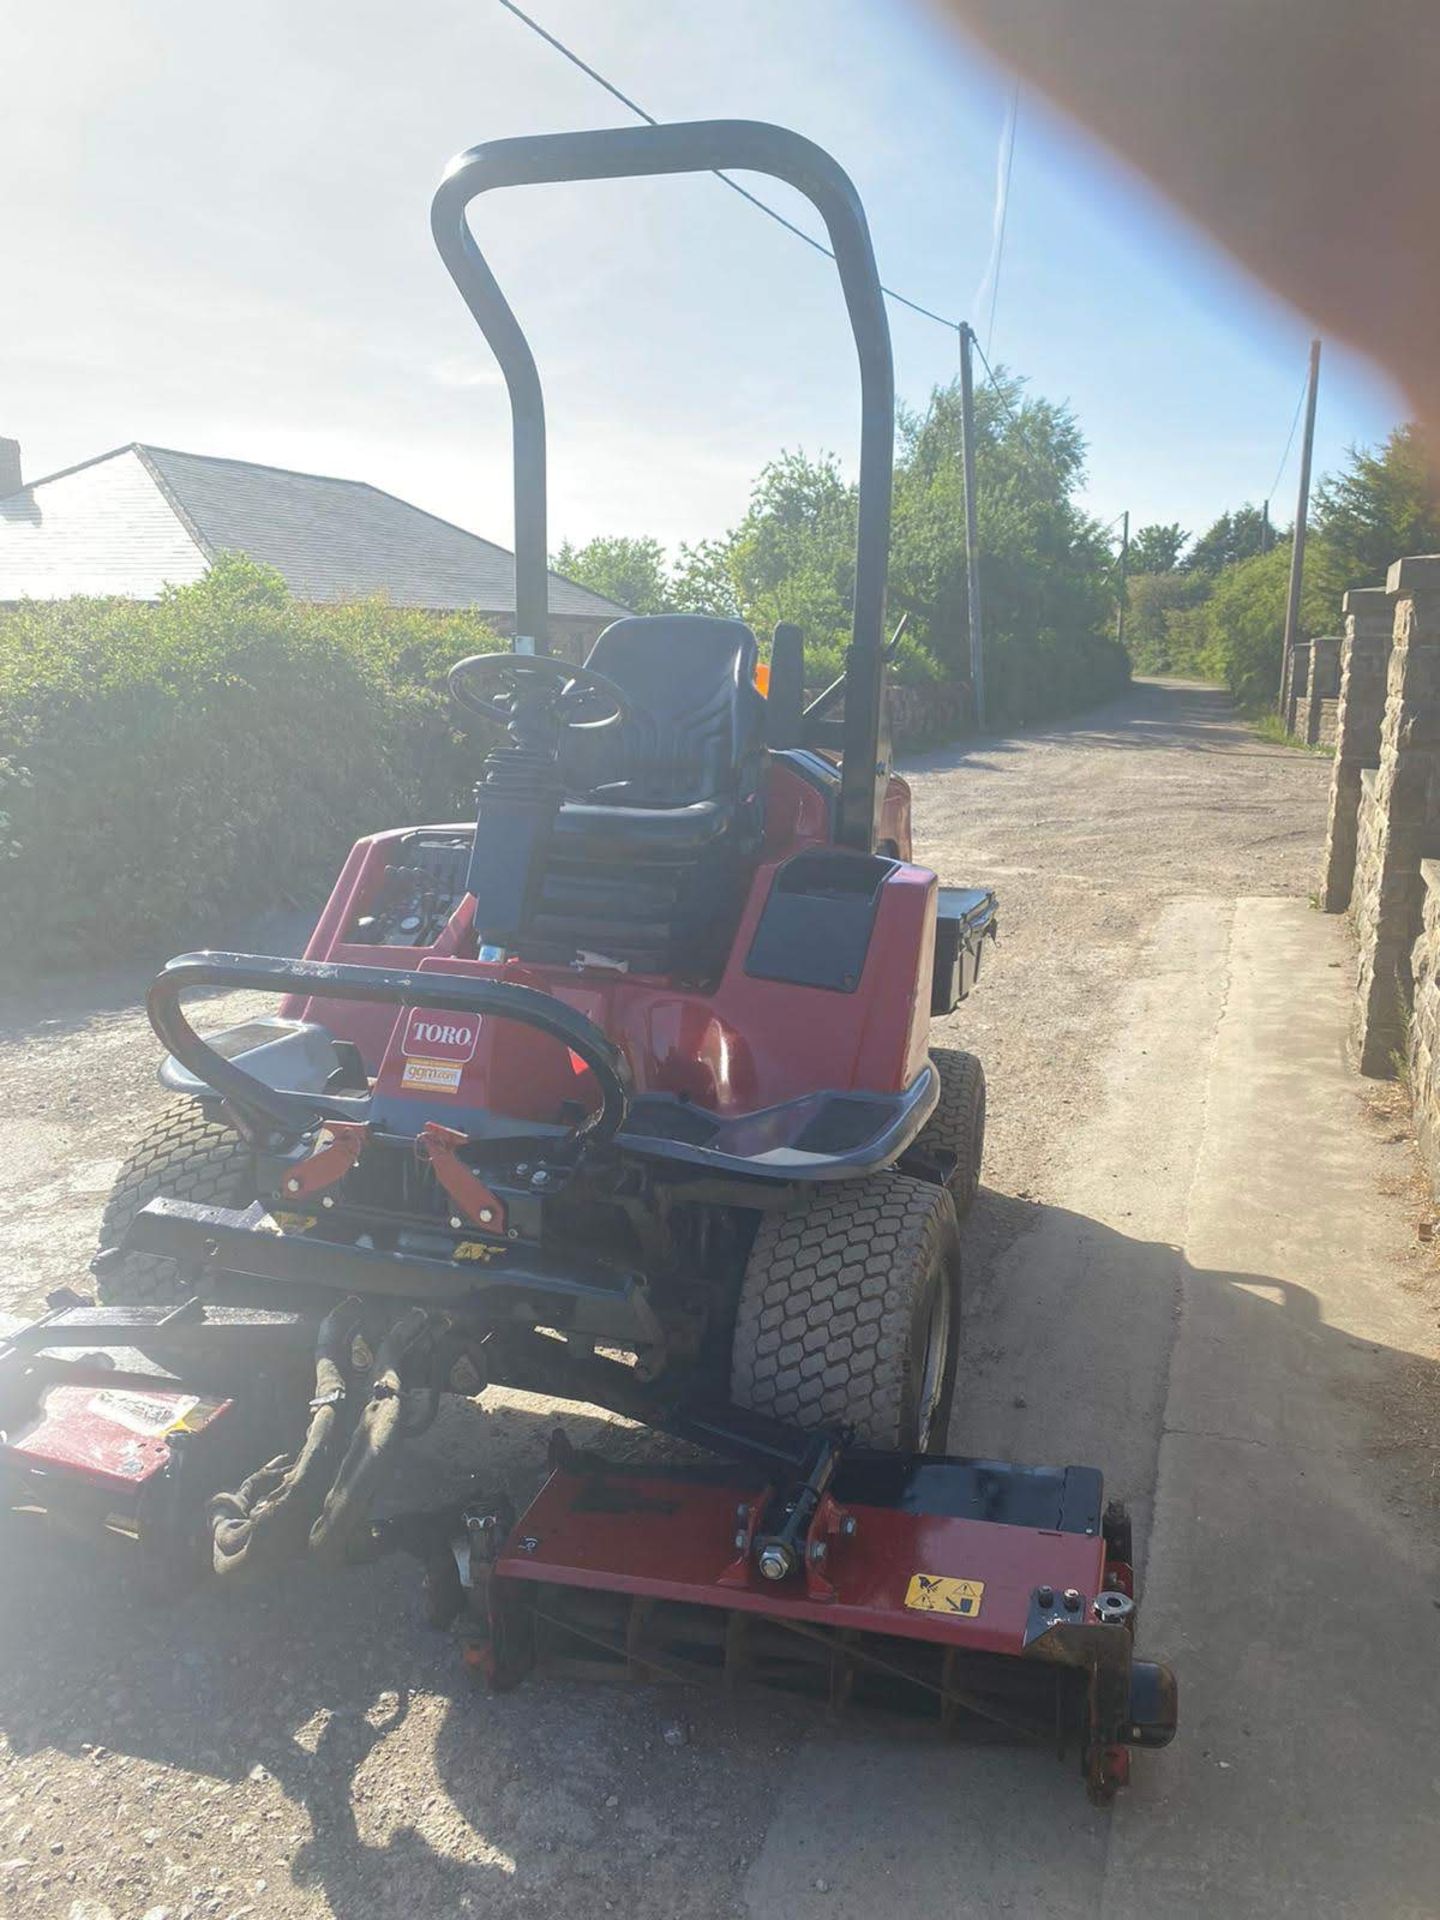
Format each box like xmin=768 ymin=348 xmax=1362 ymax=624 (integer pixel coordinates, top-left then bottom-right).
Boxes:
xmin=431 ymin=120 xmax=895 ymax=852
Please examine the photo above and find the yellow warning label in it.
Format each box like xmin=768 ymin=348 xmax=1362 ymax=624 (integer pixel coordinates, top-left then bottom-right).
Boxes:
xmin=904 ymin=1573 xmax=985 ymax=1617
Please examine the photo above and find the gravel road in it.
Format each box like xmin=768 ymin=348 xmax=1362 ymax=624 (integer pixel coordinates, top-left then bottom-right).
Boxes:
xmin=0 ymin=679 xmax=1354 ymax=1919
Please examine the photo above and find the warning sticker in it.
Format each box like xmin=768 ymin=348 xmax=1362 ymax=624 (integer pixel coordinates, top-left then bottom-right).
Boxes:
xmin=402 ymin=1057 xmax=464 ymax=1093
xmin=88 ymin=1388 xmax=199 ymax=1438
xmin=904 ymin=1573 xmax=985 ymax=1618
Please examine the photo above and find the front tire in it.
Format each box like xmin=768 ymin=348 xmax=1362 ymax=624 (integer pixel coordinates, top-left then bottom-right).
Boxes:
xmin=96 ymin=1102 xmax=255 ymax=1305
xmin=729 ymin=1173 xmax=961 ymax=1451
xmin=914 ymin=1048 xmax=986 ymax=1216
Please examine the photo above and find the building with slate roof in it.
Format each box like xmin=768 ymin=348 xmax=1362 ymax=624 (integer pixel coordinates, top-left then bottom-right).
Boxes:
xmin=0 ymin=438 xmax=627 ymax=655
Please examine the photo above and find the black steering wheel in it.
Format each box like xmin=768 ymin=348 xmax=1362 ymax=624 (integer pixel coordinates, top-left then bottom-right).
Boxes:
xmin=449 ymin=652 xmax=630 ymax=733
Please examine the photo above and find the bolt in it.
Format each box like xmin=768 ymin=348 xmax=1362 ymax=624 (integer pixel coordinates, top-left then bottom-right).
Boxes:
xmin=840 ymin=1515 xmax=857 ymax=1538
xmin=1063 ymin=1588 xmax=1082 ymax=1612
xmin=733 ymin=1532 xmax=746 ymax=1551
xmin=449 ymin=1215 xmax=464 ymax=1231
xmin=321 ymin=1195 xmax=335 ymax=1209
xmin=286 ymin=1177 xmax=301 ymax=1194
xmin=1036 ymin=1586 xmax=1055 ymax=1608
xmin=757 ymin=1544 xmax=794 ymax=1582
xmin=809 ymin=1541 xmax=827 ymax=1563
xmin=507 ymin=1228 xmax=519 ymax=1241
xmin=479 ymin=1208 xmax=494 ymax=1224
xmin=735 ymin=1504 xmax=749 ymax=1524
xmin=1094 ymin=1590 xmax=1136 ymax=1626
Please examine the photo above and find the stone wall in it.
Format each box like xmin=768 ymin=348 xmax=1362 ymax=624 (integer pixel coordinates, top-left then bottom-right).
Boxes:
xmin=1284 ymin=639 xmax=1311 ymax=737
xmin=890 ymin=680 xmax=973 ymax=748
xmin=1320 ymin=587 xmax=1394 ymax=911
xmin=1349 ymin=555 xmax=1440 ymax=1076
xmin=1408 ymin=861 xmax=1440 ymax=1182
xmin=1295 ymin=634 xmax=1341 ymax=746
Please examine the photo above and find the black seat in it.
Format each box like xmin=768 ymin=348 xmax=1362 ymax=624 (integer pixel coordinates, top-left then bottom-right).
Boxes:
xmin=559 ymin=615 xmax=765 ymax=809
xmin=475 ymin=616 xmax=768 ymax=978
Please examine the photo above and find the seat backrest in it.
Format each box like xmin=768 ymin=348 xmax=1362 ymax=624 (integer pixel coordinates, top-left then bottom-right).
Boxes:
xmin=560 ymin=615 xmax=766 ymax=806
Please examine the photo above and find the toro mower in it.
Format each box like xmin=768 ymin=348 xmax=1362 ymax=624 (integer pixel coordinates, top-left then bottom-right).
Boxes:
xmin=0 ymin=122 xmax=1174 ymax=1801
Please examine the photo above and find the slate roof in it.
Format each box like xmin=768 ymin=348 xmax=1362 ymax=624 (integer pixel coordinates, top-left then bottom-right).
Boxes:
xmin=0 ymin=443 xmax=629 ymax=620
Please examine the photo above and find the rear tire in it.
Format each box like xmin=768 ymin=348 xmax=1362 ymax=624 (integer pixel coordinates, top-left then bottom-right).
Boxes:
xmin=730 ymin=1173 xmax=961 ymax=1452
xmin=96 ymin=1102 xmax=255 ymax=1305
xmin=914 ymin=1048 xmax=986 ymax=1216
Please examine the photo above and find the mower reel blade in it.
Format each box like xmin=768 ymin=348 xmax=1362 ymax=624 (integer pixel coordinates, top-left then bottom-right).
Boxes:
xmin=446 ymin=1446 xmax=1177 ymax=1798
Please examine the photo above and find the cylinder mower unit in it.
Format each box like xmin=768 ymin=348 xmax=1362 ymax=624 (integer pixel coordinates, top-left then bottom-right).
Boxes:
xmin=0 ymin=120 xmax=1175 ymax=1805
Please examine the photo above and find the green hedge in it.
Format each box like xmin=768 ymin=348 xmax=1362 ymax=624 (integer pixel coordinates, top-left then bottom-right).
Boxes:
xmin=0 ymin=557 xmax=493 ymax=968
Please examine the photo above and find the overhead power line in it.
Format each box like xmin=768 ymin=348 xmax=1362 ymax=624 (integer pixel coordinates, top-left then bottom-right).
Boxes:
xmin=1265 ymin=366 xmax=1311 ymax=505
xmin=968 ymin=330 xmax=1022 ymax=432
xmin=495 ymin=0 xmax=963 ymax=333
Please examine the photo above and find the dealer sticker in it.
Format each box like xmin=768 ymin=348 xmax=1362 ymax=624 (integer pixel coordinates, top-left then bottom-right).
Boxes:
xmin=402 ymin=1058 xmax=464 ymax=1092
xmin=904 ymin=1572 xmax=985 ymax=1618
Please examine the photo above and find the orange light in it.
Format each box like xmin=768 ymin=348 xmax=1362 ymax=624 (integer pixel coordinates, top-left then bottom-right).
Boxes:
xmin=754 ymin=662 xmax=771 ymax=697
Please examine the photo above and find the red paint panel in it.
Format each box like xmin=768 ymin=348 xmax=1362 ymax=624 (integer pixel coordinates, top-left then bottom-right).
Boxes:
xmin=284 ymin=757 xmax=938 ymax=1119
xmin=496 ymin=1470 xmax=1106 ymax=1659
xmin=2 ymin=1381 xmax=231 ymax=1495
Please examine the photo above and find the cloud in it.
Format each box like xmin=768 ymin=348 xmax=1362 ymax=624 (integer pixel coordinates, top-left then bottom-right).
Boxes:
xmin=430 ymin=356 xmax=504 ymax=390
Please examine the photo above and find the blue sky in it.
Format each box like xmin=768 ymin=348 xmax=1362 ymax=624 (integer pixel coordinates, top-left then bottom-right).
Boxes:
xmin=2 ymin=0 xmax=1404 ymax=562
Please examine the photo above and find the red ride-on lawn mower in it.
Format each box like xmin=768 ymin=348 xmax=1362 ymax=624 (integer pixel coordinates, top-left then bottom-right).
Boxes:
xmin=0 ymin=123 xmax=1174 ymax=1801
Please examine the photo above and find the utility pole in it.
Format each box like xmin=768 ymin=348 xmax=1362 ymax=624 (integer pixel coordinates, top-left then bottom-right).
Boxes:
xmin=1261 ymin=497 xmax=1272 ymax=554
xmin=1115 ymin=509 xmax=1130 ymax=649
xmin=1280 ymin=338 xmax=1322 ymax=701
xmin=958 ymin=322 xmax=986 ymax=731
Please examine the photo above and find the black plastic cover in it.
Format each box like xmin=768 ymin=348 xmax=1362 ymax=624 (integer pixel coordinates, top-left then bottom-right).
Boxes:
xmin=745 ymin=850 xmax=897 ymax=992
xmin=931 ymin=884 xmax=998 ymax=1015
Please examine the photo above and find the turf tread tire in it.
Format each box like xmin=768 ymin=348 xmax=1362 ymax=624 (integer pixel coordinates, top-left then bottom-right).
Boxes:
xmin=915 ymin=1047 xmax=986 ymax=1216
xmin=96 ymin=1102 xmax=254 ymax=1305
xmin=730 ymin=1173 xmax=961 ymax=1450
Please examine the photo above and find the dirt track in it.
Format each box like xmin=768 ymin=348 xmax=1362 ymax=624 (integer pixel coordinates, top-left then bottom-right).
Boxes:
xmin=2 ymin=679 xmax=1435 ymax=1920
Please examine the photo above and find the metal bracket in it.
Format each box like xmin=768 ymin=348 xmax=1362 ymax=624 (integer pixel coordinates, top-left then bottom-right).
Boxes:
xmin=280 ymin=1121 xmax=370 ymax=1199
xmin=801 ymin=1487 xmax=856 ymax=1602
xmin=417 ymin=1123 xmax=508 ymax=1235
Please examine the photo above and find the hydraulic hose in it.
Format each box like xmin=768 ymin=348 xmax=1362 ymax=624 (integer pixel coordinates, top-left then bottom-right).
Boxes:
xmin=308 ymin=1306 xmax=433 ymax=1567
xmin=208 ymin=1298 xmax=362 ymax=1579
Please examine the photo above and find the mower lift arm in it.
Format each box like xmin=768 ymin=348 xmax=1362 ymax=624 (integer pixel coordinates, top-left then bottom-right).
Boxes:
xmin=431 ymin=119 xmax=895 ymax=854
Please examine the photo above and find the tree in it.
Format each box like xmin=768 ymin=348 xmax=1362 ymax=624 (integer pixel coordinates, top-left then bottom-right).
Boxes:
xmin=669 ymin=537 xmax=741 ymax=618
xmin=887 ymin=372 xmax=1126 ymax=719
xmin=1188 ymin=542 xmax=1331 ymax=708
xmin=1184 ymin=503 xmax=1270 ymax=573
xmin=1123 ymin=569 xmax=1210 ymax=671
xmin=1312 ymin=423 xmax=1440 ymax=594
xmin=1128 ymin=522 xmax=1188 ymax=573
xmin=552 ymin=534 xmax=670 ymax=615
xmin=726 ymin=450 xmax=858 ymax=646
